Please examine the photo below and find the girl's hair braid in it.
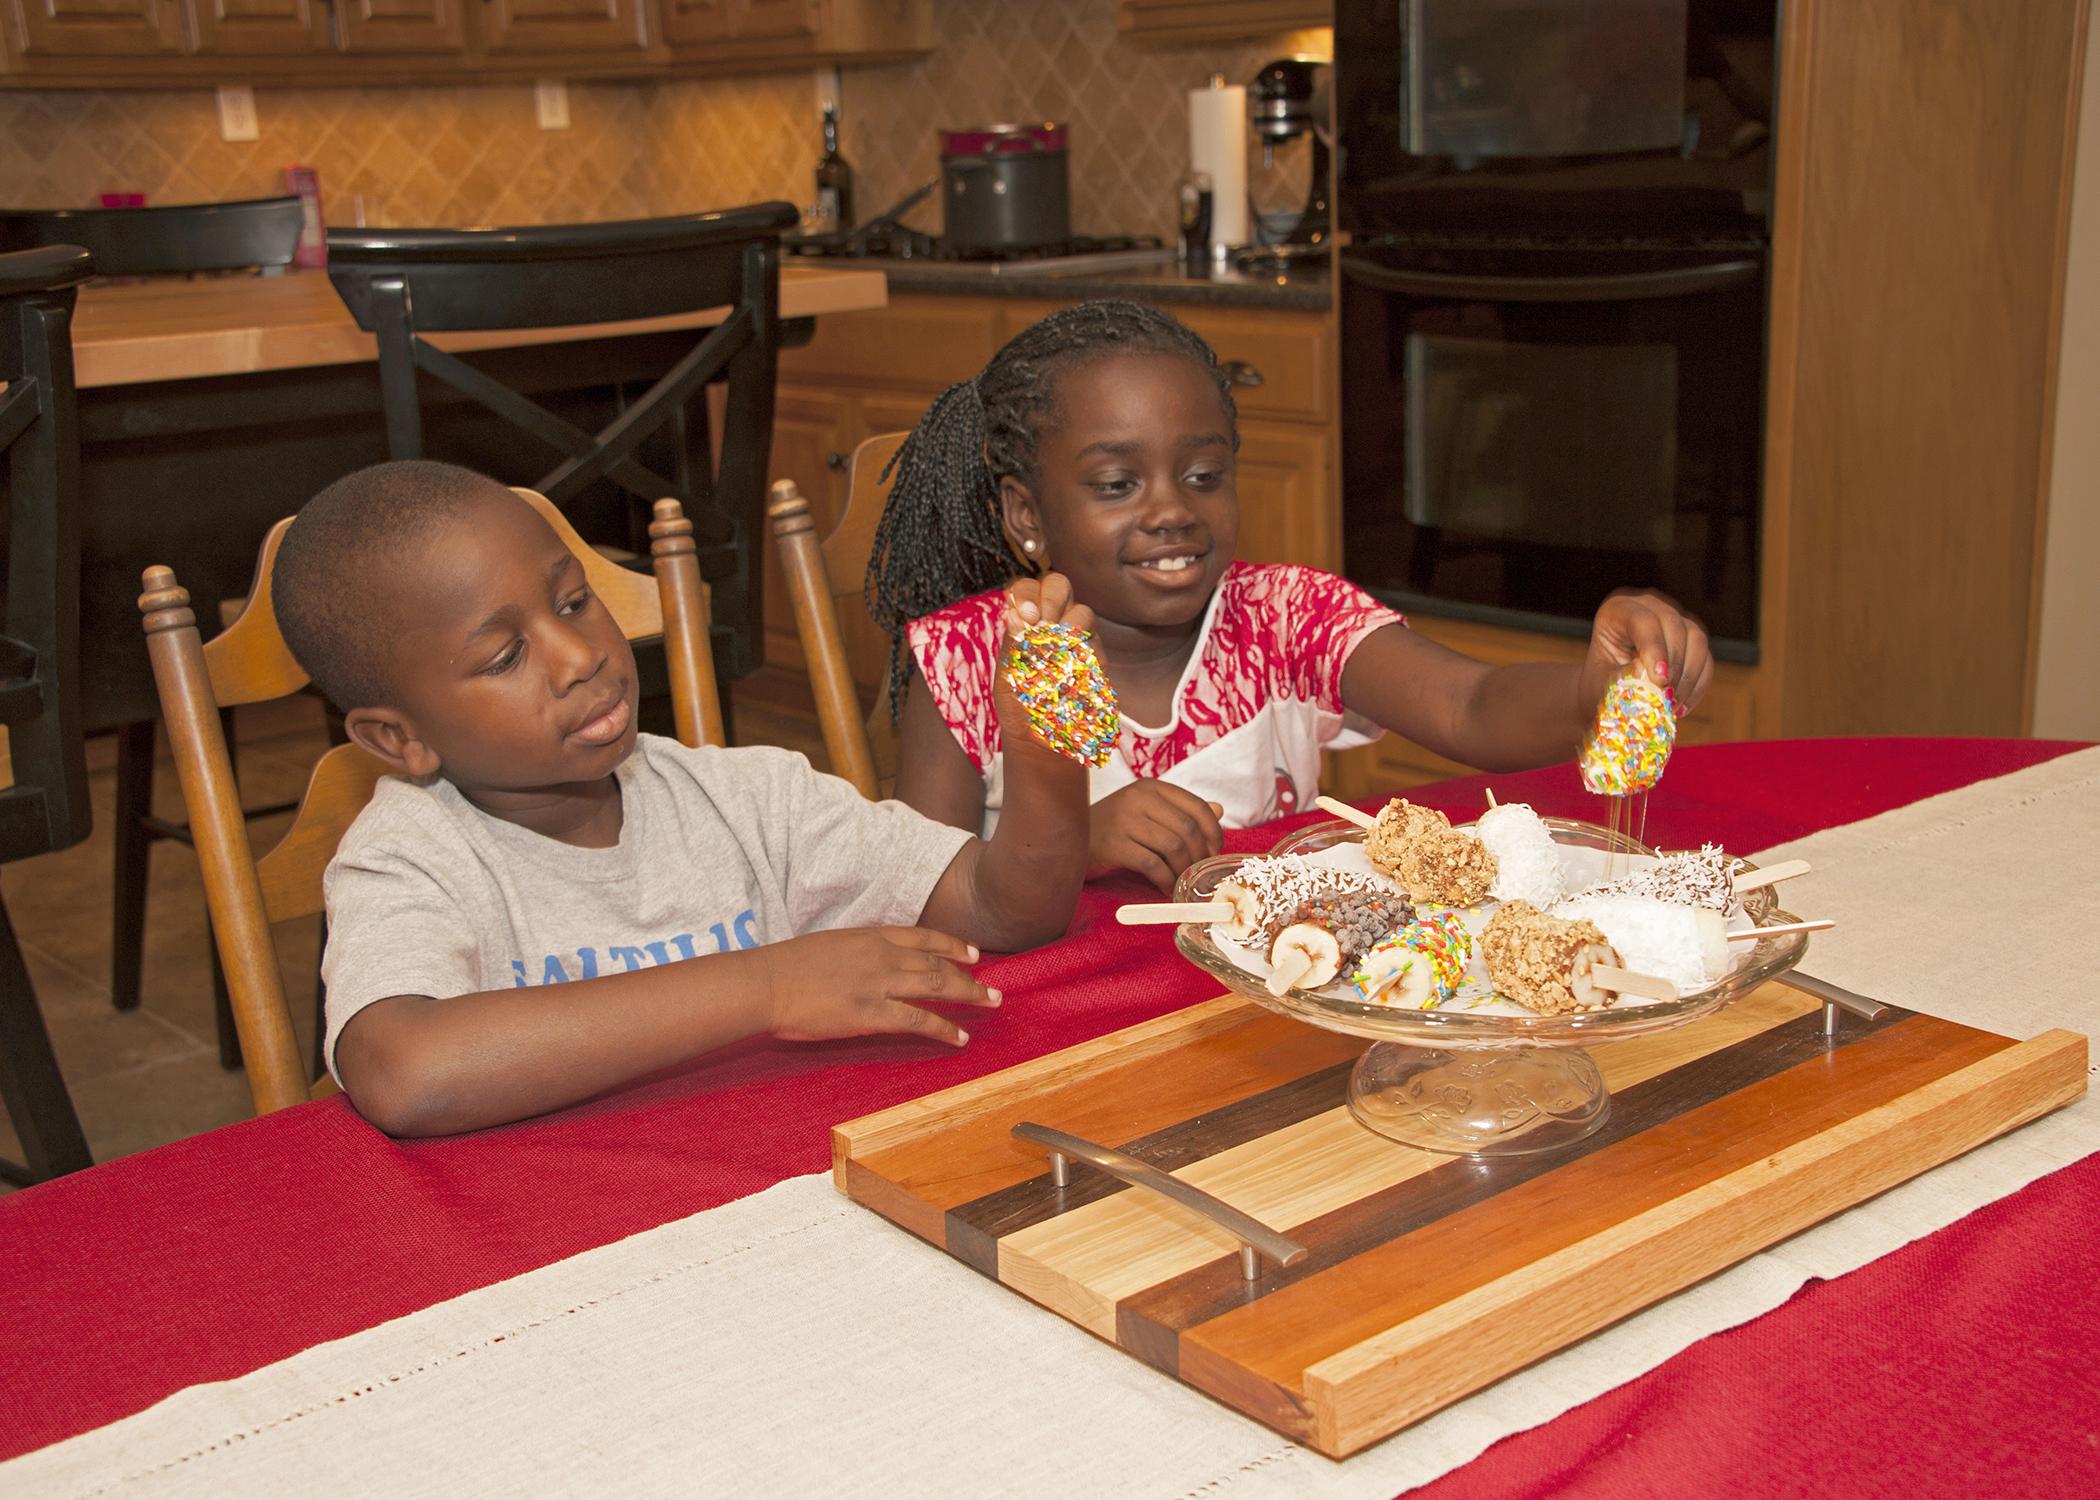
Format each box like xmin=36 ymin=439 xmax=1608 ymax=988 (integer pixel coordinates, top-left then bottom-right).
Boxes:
xmin=864 ymin=298 xmax=1239 ymax=719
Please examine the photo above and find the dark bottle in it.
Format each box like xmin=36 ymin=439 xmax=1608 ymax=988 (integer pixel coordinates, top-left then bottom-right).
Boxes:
xmin=816 ymin=105 xmax=855 ymax=232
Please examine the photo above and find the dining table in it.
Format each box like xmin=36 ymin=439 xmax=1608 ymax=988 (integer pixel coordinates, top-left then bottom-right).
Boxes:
xmin=1 ymin=737 xmax=2095 ymax=1497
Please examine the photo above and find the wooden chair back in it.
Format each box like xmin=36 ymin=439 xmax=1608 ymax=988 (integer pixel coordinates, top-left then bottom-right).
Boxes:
xmin=766 ymin=432 xmax=907 ymax=800
xmin=325 ymin=203 xmax=797 ymax=680
xmin=138 ymin=489 xmax=724 ymax=1116
xmin=0 ymin=197 xmax=302 ymax=276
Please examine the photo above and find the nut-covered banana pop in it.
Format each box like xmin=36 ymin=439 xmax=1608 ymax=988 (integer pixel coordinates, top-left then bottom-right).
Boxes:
xmin=1480 ymin=900 xmax=1629 ymax=1015
xmin=1266 ymin=887 xmax=1414 ymax=996
xmin=1362 ymin=798 xmax=1498 ymax=906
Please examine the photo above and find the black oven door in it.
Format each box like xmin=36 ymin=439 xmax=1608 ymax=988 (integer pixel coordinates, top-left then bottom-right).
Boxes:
xmin=1338 ymin=244 xmax=1764 ymax=657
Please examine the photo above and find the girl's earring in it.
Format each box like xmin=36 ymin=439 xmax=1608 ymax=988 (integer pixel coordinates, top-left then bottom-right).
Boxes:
xmin=1022 ymin=539 xmax=1038 ymax=555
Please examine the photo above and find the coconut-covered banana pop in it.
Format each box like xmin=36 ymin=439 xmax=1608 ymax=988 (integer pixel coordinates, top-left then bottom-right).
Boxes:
xmin=1350 ymin=911 xmax=1473 ymax=1009
xmin=1265 ymin=887 xmax=1415 ymax=995
xmin=1472 ymin=800 xmax=1566 ymax=908
xmin=1480 ymin=900 xmax=1638 ymax=1015
xmin=1583 ymin=843 xmax=1736 ymax=912
xmin=1552 ymin=892 xmax=1730 ymax=994
xmin=1362 ymin=798 xmax=1498 ymax=906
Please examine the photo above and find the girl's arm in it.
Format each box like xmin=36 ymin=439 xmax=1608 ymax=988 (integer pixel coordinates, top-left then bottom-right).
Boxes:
xmin=894 ymin=671 xmax=990 ymax=833
xmin=1341 ymin=590 xmax=1713 ymax=773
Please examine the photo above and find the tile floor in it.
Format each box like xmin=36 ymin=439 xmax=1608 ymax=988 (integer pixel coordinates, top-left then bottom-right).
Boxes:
xmin=0 ymin=668 xmax=829 ymax=1194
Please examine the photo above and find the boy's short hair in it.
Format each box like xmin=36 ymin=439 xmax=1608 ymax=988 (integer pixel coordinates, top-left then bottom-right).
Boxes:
xmin=274 ymin=460 xmax=511 ymax=711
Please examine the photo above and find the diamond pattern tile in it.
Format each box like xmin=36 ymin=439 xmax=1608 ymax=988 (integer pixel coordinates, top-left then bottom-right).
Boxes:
xmin=0 ymin=6 xmax=1323 ymax=241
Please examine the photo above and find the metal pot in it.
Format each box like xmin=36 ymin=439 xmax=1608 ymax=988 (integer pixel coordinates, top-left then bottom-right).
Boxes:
xmin=940 ymin=123 xmax=1070 ymax=255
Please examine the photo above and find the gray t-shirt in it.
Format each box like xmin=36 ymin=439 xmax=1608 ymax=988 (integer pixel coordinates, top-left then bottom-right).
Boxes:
xmin=320 ymin=734 xmax=973 ymax=1077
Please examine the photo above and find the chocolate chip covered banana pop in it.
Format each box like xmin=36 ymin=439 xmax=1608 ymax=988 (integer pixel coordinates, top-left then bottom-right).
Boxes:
xmin=1265 ymin=886 xmax=1415 ymax=996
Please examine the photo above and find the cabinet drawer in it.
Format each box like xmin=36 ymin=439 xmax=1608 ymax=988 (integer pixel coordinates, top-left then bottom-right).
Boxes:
xmin=1171 ymin=305 xmax=1331 ymax=425
xmin=781 ymin=303 xmax=1000 ymax=392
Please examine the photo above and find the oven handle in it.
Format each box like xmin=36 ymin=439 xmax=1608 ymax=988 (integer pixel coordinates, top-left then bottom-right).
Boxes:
xmin=1340 ymin=256 xmax=1761 ymax=303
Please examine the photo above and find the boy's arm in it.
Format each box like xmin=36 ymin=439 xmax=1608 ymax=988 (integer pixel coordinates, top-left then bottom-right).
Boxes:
xmin=1339 ymin=591 xmax=1714 ymax=772
xmin=919 ymin=575 xmax=1093 ymax=952
xmin=335 ymin=927 xmax=996 ymax=1138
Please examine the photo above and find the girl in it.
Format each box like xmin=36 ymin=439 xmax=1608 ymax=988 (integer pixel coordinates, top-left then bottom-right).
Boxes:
xmin=866 ymin=301 xmax=1714 ymax=892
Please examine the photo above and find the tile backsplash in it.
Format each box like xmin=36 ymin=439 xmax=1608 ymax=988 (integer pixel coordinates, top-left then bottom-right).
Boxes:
xmin=0 ymin=0 xmax=1327 ymax=244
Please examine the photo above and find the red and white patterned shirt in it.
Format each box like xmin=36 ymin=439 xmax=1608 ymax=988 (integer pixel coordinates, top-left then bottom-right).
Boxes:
xmin=906 ymin=562 xmax=1404 ymax=835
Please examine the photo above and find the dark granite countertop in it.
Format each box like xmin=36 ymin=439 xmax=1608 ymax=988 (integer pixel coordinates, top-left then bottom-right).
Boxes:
xmin=878 ymin=260 xmax=1331 ymax=313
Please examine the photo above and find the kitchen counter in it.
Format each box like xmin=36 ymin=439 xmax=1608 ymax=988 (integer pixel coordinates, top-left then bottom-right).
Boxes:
xmin=69 ymin=264 xmax=889 ymax=388
xmin=862 ymin=258 xmax=1330 ymax=312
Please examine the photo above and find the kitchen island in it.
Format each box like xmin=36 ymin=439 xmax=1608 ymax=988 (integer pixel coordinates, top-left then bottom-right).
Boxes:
xmin=65 ymin=264 xmax=886 ymax=731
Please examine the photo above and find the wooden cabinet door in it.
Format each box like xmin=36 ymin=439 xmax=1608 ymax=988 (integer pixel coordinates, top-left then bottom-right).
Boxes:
xmin=477 ymin=0 xmax=646 ymax=53
xmin=6 ymin=0 xmax=183 ymax=56
xmin=188 ymin=0 xmax=329 ymax=53
xmin=337 ymin=0 xmax=465 ymax=51
xmin=730 ymin=0 xmax=814 ymax=37
xmin=657 ymin=0 xmax=727 ymax=43
xmin=1231 ymin=420 xmax=1336 ymax=573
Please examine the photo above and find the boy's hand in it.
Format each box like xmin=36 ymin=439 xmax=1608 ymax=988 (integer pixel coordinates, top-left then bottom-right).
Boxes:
xmin=763 ymin=928 xmax=999 ymax=1047
xmin=1089 ymin=782 xmax=1224 ymax=893
xmin=1581 ymin=590 xmax=1714 ymax=720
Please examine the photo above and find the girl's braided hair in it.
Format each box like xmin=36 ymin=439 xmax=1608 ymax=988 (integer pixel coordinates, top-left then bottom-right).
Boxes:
xmin=864 ymin=298 xmax=1238 ymax=719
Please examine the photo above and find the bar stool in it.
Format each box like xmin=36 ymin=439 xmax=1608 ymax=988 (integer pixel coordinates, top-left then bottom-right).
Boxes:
xmin=0 ymin=198 xmax=306 ymax=1067
xmin=0 ymin=245 xmax=96 ymax=1184
xmin=325 ymin=203 xmax=796 ymax=696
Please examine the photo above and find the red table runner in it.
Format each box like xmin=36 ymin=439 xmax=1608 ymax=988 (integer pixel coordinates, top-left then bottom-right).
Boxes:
xmin=3 ymin=738 xmax=2094 ymax=1496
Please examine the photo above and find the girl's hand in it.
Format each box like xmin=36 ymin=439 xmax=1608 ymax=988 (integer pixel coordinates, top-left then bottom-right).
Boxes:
xmin=1088 ymin=782 xmax=1225 ymax=893
xmin=1581 ymin=590 xmax=1714 ymax=719
xmin=763 ymin=927 xmax=999 ymax=1047
xmin=1003 ymin=570 xmax=1095 ymax=638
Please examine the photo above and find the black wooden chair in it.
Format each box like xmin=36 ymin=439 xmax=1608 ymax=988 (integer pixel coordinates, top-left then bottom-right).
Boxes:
xmin=324 ymin=202 xmax=796 ymax=688
xmin=0 ymin=246 xmax=96 ymax=1184
xmin=0 ymin=197 xmax=306 ymax=277
xmin=1 ymin=200 xmax=308 ymax=1067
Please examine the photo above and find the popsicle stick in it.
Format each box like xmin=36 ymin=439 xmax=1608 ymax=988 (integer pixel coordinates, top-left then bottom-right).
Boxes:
xmin=1591 ymin=965 xmax=1679 ymax=1002
xmin=1314 ymin=795 xmax=1377 ymax=829
xmin=1116 ymin=901 xmax=1232 ymax=926
xmin=1733 ymin=859 xmax=1812 ymax=894
xmin=1483 ymin=788 xmax=1499 ymax=808
xmin=1725 ymin=919 xmax=1836 ymax=941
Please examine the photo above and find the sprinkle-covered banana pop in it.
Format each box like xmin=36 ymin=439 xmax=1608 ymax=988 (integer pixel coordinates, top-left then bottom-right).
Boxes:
xmin=998 ymin=620 xmax=1119 ymax=767
xmin=1350 ymin=911 xmax=1473 ymax=1009
xmin=1579 ymin=669 xmax=1676 ymax=797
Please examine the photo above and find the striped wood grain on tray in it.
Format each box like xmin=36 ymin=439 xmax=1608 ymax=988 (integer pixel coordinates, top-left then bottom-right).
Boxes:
xmin=834 ymin=983 xmax=2086 ymax=1458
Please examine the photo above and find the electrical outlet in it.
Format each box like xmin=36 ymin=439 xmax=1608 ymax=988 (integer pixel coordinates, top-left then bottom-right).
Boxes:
xmin=216 ymin=86 xmax=259 ymax=144
xmin=535 ymin=80 xmax=571 ymax=132
xmin=812 ymin=66 xmax=840 ymax=117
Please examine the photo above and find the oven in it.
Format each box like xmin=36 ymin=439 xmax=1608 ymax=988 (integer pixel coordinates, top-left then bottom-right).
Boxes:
xmin=1334 ymin=0 xmax=1777 ymax=659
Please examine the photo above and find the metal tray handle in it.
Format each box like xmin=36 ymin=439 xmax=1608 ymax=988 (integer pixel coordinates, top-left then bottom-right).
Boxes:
xmin=1013 ymin=1121 xmax=1307 ymax=1281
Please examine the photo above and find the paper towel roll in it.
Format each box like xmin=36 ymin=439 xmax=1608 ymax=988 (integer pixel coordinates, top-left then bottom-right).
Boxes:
xmin=1189 ymin=80 xmax=1249 ymax=250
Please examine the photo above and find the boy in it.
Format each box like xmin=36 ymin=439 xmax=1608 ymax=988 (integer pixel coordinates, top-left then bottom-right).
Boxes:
xmin=272 ymin=461 xmax=1091 ymax=1138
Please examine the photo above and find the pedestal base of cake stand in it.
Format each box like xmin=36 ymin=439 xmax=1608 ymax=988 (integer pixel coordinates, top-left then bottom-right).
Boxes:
xmin=1347 ymin=1042 xmax=1610 ymax=1156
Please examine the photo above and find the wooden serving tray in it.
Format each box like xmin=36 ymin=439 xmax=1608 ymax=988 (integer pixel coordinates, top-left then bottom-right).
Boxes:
xmin=834 ymin=983 xmax=2085 ymax=1458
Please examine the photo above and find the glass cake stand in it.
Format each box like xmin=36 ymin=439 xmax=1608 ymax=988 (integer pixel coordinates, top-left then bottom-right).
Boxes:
xmin=1172 ymin=816 xmax=1811 ymax=1157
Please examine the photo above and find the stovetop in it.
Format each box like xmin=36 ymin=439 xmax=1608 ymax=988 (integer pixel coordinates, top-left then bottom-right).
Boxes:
xmin=787 ymin=231 xmax=1176 ymax=279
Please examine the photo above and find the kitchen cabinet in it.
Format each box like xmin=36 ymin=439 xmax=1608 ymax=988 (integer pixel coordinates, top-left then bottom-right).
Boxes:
xmin=0 ymin=0 xmax=922 ymax=78
xmin=336 ymin=0 xmax=467 ymax=52
xmin=1115 ymin=0 xmax=1327 ymax=44
xmin=188 ymin=0 xmax=330 ymax=54
xmin=3 ymin=0 xmax=183 ymax=56
xmin=476 ymin=0 xmax=649 ymax=55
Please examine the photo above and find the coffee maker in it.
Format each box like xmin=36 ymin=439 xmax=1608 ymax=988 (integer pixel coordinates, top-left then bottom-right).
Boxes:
xmin=1250 ymin=55 xmax=1332 ymax=255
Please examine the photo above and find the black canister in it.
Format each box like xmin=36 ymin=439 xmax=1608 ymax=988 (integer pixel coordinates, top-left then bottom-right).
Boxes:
xmin=939 ymin=123 xmax=1071 ymax=255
